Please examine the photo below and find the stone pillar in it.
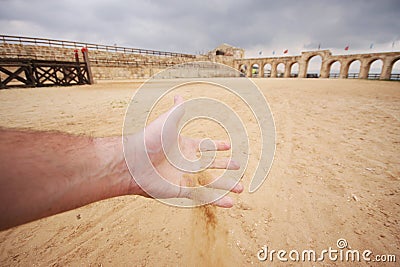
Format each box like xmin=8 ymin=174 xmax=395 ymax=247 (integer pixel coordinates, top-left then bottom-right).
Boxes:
xmin=359 ymin=59 xmax=369 ymax=79
xmin=284 ymin=62 xmax=291 ymax=78
xmin=380 ymin=58 xmax=393 ymax=80
xmin=259 ymin=62 xmax=264 ymax=78
xmin=320 ymin=61 xmax=329 ymax=78
xmin=271 ymin=63 xmax=277 ymax=78
xmin=298 ymin=60 xmax=307 ymax=78
xmin=246 ymin=63 xmax=252 ymax=77
xmin=340 ymin=61 xmax=349 ymax=79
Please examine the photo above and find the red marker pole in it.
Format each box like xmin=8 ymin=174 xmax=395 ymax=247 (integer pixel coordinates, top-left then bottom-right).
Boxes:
xmin=81 ymin=47 xmax=94 ymax=84
xmin=74 ymin=49 xmax=79 ymax=63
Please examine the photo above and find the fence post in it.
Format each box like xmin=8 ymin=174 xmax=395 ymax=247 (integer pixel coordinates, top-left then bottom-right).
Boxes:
xmin=74 ymin=49 xmax=80 ymax=63
xmin=81 ymin=47 xmax=94 ymax=84
xmin=74 ymin=49 xmax=83 ymax=84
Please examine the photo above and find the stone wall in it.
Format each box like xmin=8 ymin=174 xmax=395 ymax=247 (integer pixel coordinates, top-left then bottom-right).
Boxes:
xmin=0 ymin=43 xmax=77 ymax=61
xmin=0 ymin=43 xmax=219 ymax=80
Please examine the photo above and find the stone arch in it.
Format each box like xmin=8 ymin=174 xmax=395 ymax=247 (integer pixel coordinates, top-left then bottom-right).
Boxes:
xmin=263 ymin=63 xmax=272 ymax=77
xmin=390 ymin=56 xmax=400 ymax=67
xmin=239 ymin=64 xmax=247 ymax=76
xmin=276 ymin=63 xmax=285 ymax=78
xmin=306 ymin=55 xmax=322 ymax=78
xmin=328 ymin=60 xmax=341 ymax=78
xmin=251 ymin=63 xmax=260 ymax=77
xmin=290 ymin=62 xmax=299 ymax=77
xmin=303 ymin=51 xmax=328 ymax=63
xmin=298 ymin=51 xmax=329 ymax=78
xmin=390 ymin=57 xmax=400 ymax=80
xmin=346 ymin=59 xmax=361 ymax=78
xmin=367 ymin=59 xmax=383 ymax=79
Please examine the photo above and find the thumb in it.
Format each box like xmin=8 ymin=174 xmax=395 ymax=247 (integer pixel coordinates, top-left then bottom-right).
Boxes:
xmin=158 ymin=96 xmax=185 ymax=153
xmin=174 ymin=95 xmax=184 ymax=106
xmin=144 ymin=96 xmax=184 ymax=152
xmin=167 ymin=95 xmax=185 ymax=126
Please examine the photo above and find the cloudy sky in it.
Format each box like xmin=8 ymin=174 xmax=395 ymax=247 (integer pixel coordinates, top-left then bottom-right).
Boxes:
xmin=1 ymin=0 xmax=399 ymax=58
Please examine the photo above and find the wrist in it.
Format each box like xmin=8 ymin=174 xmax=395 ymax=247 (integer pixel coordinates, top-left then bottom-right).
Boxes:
xmin=94 ymin=135 xmax=145 ymax=198
xmin=93 ymin=136 xmax=132 ymax=198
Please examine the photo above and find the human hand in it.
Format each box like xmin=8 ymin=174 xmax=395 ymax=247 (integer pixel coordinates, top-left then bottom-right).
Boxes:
xmin=124 ymin=96 xmax=243 ymax=207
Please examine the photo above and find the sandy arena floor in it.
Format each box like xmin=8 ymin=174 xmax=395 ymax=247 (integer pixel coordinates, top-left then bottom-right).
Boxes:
xmin=0 ymin=78 xmax=399 ymax=266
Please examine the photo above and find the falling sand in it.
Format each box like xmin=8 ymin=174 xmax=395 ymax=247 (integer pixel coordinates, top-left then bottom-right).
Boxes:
xmin=186 ymin=171 xmax=230 ymax=266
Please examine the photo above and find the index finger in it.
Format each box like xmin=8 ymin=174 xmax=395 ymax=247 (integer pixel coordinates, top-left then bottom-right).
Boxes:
xmin=196 ymin=139 xmax=231 ymax=152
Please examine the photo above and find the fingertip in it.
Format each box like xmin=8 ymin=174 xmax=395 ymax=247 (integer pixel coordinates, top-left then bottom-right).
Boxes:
xmin=174 ymin=95 xmax=184 ymax=105
xmin=229 ymin=159 xmax=240 ymax=170
xmin=214 ymin=140 xmax=230 ymax=151
xmin=223 ymin=142 xmax=231 ymax=150
xmin=213 ymin=196 xmax=234 ymax=208
xmin=232 ymin=182 xmax=244 ymax=193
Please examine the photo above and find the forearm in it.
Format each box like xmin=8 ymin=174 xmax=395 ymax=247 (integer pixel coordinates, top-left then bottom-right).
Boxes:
xmin=0 ymin=129 xmax=134 ymax=230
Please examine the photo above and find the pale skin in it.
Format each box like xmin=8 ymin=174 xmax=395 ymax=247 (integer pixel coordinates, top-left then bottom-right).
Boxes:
xmin=0 ymin=96 xmax=243 ymax=231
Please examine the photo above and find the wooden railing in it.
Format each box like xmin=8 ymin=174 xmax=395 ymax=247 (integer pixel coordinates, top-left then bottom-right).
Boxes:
xmin=367 ymin=73 xmax=380 ymax=79
xmin=347 ymin=73 xmax=359 ymax=79
xmin=0 ymin=35 xmax=195 ymax=58
xmin=306 ymin=73 xmax=319 ymax=78
xmin=91 ymin=58 xmax=176 ymax=67
xmin=390 ymin=73 xmax=400 ymax=80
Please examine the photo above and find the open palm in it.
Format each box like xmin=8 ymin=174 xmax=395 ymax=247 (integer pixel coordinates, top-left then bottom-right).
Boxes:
xmin=125 ymin=96 xmax=243 ymax=207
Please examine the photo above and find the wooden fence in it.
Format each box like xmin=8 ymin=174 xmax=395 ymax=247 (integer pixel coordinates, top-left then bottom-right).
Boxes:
xmin=0 ymin=58 xmax=91 ymax=89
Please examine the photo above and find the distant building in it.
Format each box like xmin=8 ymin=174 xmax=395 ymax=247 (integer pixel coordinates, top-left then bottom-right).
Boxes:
xmin=208 ymin=43 xmax=244 ymax=59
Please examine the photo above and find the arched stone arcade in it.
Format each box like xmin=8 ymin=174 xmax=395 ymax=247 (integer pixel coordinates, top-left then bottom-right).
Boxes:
xmin=235 ymin=50 xmax=400 ymax=80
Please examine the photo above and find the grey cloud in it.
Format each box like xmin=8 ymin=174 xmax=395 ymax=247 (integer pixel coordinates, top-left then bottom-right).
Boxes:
xmin=0 ymin=0 xmax=399 ymax=53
